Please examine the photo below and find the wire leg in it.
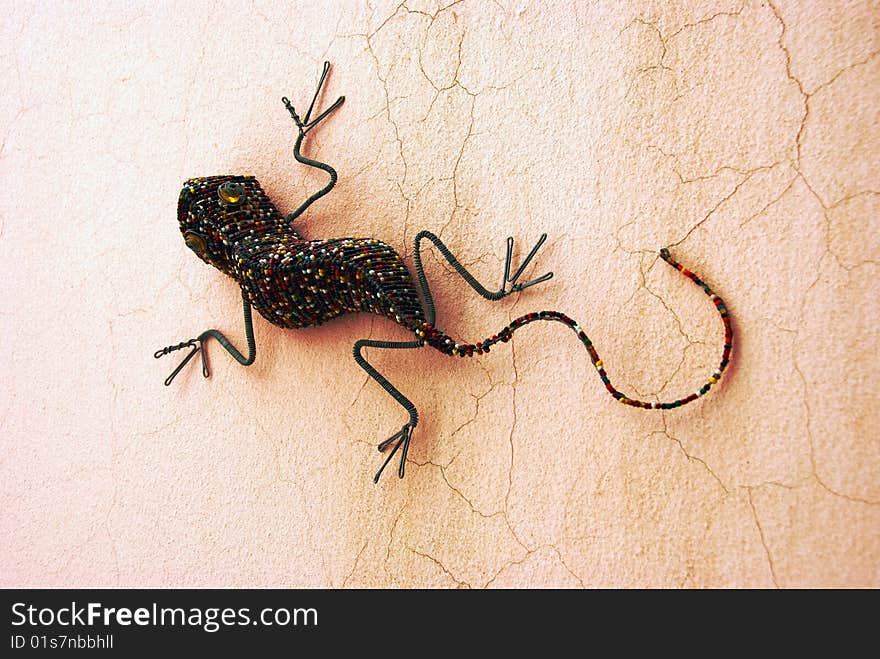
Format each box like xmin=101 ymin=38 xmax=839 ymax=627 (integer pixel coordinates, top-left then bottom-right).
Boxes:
xmin=305 ymin=96 xmax=345 ymax=131
xmin=413 ymin=230 xmax=554 ymax=326
xmin=303 ymin=61 xmax=330 ymax=124
xmin=155 ymin=291 xmax=257 ymax=386
xmin=352 ymin=338 xmax=422 ymax=482
xmin=281 ymin=62 xmax=345 ymax=223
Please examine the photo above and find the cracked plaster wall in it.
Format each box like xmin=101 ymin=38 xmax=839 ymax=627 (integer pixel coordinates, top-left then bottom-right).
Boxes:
xmin=1 ymin=0 xmax=878 ymax=588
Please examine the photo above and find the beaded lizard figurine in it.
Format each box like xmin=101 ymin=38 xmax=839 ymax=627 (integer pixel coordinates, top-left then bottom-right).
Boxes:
xmin=156 ymin=62 xmax=733 ymax=483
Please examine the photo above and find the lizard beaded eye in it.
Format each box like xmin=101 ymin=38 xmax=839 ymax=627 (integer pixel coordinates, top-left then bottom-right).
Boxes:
xmin=218 ymin=182 xmax=246 ymax=207
xmin=184 ymin=231 xmax=207 ymax=257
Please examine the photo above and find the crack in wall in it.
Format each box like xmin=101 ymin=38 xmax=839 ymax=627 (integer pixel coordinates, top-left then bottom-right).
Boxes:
xmin=783 ymin=174 xmax=880 ymax=505
xmin=791 ymin=354 xmax=880 ymax=506
xmin=437 ymin=93 xmax=476 ymax=237
xmin=408 ymin=546 xmax=472 ymax=587
xmin=483 ymin=540 xmax=588 ymax=589
xmin=341 ymin=540 xmax=368 ymax=588
xmin=768 ymin=1 xmax=879 ymax=207
xmin=411 ymin=459 xmax=496 ymax=519
xmin=657 ymin=417 xmax=729 ymax=493
xmin=738 ymin=174 xmax=798 ymax=228
xmin=613 ymin=253 xmax=712 ymax=399
xmin=668 ymin=166 xmax=763 ymax=247
xmin=746 ymin=487 xmax=781 ymax=588
xmin=383 ymin=503 xmax=408 ymax=584
xmin=621 ymin=8 xmax=745 ymax=95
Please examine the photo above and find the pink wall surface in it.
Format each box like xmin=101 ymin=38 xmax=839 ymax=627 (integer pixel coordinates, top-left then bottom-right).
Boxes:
xmin=2 ymin=1 xmax=878 ymax=587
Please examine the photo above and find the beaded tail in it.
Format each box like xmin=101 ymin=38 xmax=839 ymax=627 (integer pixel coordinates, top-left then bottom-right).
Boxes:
xmin=414 ymin=247 xmax=732 ymax=410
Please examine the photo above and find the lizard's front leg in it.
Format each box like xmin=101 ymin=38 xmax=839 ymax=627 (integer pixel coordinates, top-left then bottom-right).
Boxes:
xmin=155 ymin=291 xmax=256 ymax=386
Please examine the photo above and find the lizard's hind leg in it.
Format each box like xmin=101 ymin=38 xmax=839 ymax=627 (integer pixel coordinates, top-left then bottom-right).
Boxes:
xmin=413 ymin=230 xmax=553 ymax=326
xmin=353 ymin=338 xmax=423 ymax=482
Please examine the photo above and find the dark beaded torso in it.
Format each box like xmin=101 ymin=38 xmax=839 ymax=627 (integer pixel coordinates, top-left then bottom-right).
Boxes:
xmin=178 ymin=175 xmax=425 ymax=332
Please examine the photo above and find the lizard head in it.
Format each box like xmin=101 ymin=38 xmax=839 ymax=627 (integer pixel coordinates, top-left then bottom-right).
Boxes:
xmin=177 ymin=175 xmax=253 ymax=278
